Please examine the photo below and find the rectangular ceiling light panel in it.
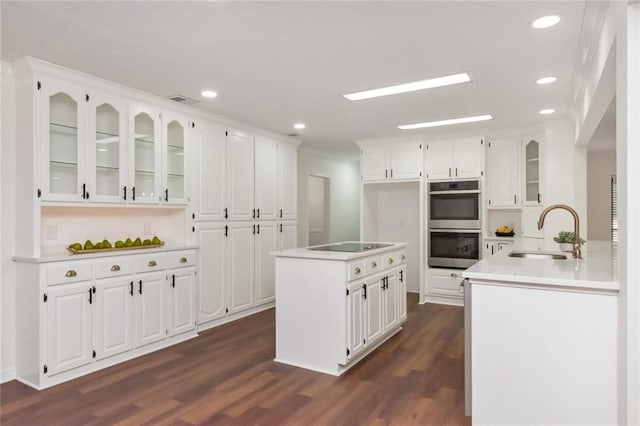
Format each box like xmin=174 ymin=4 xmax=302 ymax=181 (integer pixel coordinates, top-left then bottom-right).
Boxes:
xmin=343 ymin=72 xmax=472 ymax=101
xmin=398 ymin=114 xmax=493 ymax=130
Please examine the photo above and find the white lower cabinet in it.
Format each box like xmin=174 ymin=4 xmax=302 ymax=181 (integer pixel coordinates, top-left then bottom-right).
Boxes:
xmin=228 ymin=223 xmax=255 ymax=314
xmin=167 ymin=267 xmax=196 ymax=337
xmin=347 ymin=281 xmax=366 ymax=359
xmin=196 ymin=223 xmax=226 ymax=323
xmin=426 ymin=267 xmax=464 ymax=305
xmin=364 ymin=275 xmax=384 ymax=344
xmin=45 ymin=282 xmax=94 ymax=376
xmin=94 ymin=277 xmax=134 ymax=360
xmin=15 ymin=248 xmax=198 ymax=389
xmin=255 ymin=222 xmax=278 ymax=305
xmin=398 ymin=266 xmax=407 ymax=322
xmin=382 ymin=272 xmax=398 ymax=334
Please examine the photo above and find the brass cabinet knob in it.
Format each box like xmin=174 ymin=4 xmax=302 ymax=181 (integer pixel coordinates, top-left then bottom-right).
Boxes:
xmin=450 ymin=272 xmax=458 ymax=278
xmin=388 ymin=258 xmax=394 ymax=265
xmin=354 ymin=266 xmax=361 ymax=274
xmin=371 ymin=261 xmax=377 ymax=268
xmin=148 ymin=260 xmax=157 ymax=267
xmin=65 ymin=270 xmax=77 ymax=277
xmin=179 ymin=257 xmax=188 ymax=263
xmin=401 ymin=254 xmax=406 ymax=261
xmin=111 ymin=264 xmax=121 ymax=272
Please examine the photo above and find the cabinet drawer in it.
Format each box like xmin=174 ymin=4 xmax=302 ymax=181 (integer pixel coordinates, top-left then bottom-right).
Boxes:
xmin=382 ymin=251 xmax=399 ymax=269
xmin=428 ymin=269 xmax=464 ymax=296
xmin=133 ymin=254 xmax=167 ymax=273
xmin=364 ymin=255 xmax=383 ymax=276
xmin=167 ymin=250 xmax=197 ymax=269
xmin=94 ymin=258 xmax=133 ymax=279
xmin=45 ymin=262 xmax=92 ymax=285
xmin=347 ymin=260 xmax=365 ymax=281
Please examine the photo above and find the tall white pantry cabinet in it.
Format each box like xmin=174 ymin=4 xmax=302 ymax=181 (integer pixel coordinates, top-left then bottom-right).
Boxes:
xmin=10 ymin=57 xmax=299 ymax=389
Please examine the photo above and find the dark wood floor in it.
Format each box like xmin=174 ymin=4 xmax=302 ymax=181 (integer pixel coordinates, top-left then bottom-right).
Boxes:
xmin=0 ymin=294 xmax=469 ymax=425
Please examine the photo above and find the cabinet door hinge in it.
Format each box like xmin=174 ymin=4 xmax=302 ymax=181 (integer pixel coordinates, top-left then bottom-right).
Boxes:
xmin=426 ymin=144 xmax=429 ymax=150
xmin=363 ymin=339 xmax=366 ymax=345
xmin=225 ymin=307 xmax=229 ymax=314
xmin=37 ymin=188 xmax=41 ymax=198
xmin=419 ymin=144 xmax=422 ymax=149
xmin=481 ymin=171 xmax=484 ymax=176
xmin=481 ymin=139 xmax=484 ymax=145
xmin=192 ymin=226 xmax=195 ymax=233
xmin=419 ymin=172 xmax=422 ymax=177
xmin=85 ymin=94 xmax=90 ymax=102
xmin=92 ymin=350 xmax=96 ymax=358
xmin=225 ymin=131 xmax=228 ymax=137
xmin=43 ymin=293 xmax=47 ymax=303
xmin=346 ymin=288 xmax=350 ymax=296
xmin=37 ymin=81 xmax=42 ymax=90
xmin=43 ymin=364 xmax=47 ymax=374
xmin=346 ymin=348 xmax=350 ymax=356
xmin=166 ymin=329 xmax=169 ymax=335
xmin=488 ymin=199 xmax=491 ymax=205
xmin=192 ymin=213 xmax=195 ymax=219
xmin=192 ymin=121 xmax=195 ymax=128
xmin=488 ymin=141 xmax=491 ymax=148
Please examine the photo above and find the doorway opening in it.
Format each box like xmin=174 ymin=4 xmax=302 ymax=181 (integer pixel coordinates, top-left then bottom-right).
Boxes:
xmin=308 ymin=175 xmax=329 ymax=246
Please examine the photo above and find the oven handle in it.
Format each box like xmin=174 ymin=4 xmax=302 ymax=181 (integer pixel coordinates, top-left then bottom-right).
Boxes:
xmin=428 ymin=189 xmax=481 ymax=195
xmin=429 ymin=229 xmax=483 ymax=234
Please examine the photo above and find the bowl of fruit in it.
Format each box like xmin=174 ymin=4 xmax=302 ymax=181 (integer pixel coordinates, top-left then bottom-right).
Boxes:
xmin=67 ymin=235 xmax=163 ymax=254
xmin=495 ymin=226 xmax=515 ymax=237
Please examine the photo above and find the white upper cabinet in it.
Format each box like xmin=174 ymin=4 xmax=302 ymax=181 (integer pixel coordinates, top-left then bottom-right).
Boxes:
xmin=523 ymin=139 xmax=543 ymax=205
xmin=40 ymin=79 xmax=88 ymax=202
xmin=425 ymin=137 xmax=484 ymax=180
xmin=278 ymin=142 xmax=298 ymax=220
xmin=194 ymin=120 xmax=227 ymax=220
xmin=360 ymin=141 xmax=423 ymax=182
xmin=227 ymin=131 xmax=254 ymax=220
xmin=162 ymin=112 xmax=189 ymax=205
xmin=485 ymin=139 xmax=520 ymax=207
xmin=254 ymin=136 xmax=278 ymax=220
xmin=130 ymin=105 xmax=162 ymax=204
xmin=88 ymin=93 xmax=128 ymax=203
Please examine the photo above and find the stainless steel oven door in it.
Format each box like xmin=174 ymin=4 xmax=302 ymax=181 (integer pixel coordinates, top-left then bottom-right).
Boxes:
xmin=429 ymin=229 xmax=481 ymax=269
xmin=428 ymin=190 xmax=481 ymax=229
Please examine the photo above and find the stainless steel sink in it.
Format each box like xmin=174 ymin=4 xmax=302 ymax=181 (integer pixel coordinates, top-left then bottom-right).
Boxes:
xmin=508 ymin=250 xmax=568 ymax=260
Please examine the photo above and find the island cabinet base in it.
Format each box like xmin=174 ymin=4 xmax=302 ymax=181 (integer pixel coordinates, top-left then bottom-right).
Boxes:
xmin=274 ymin=244 xmax=407 ymax=376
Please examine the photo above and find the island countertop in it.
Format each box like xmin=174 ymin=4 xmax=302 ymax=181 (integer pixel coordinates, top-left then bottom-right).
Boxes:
xmin=463 ymin=240 xmax=618 ymax=293
xmin=272 ymin=241 xmax=407 ymax=261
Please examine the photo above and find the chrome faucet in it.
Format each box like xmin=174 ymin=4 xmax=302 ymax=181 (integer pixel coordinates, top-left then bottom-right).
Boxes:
xmin=537 ymin=204 xmax=582 ymax=259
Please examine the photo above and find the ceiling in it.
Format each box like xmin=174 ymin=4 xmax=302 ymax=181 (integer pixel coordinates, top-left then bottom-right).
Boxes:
xmin=1 ymin=1 xmax=587 ymax=155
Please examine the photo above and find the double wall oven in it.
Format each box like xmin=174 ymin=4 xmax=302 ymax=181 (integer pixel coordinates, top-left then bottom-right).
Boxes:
xmin=428 ymin=180 xmax=482 ymax=269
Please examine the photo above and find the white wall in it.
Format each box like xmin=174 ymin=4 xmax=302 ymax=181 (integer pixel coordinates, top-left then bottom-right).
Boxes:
xmin=587 ymin=150 xmax=616 ymax=241
xmin=297 ymin=148 xmax=360 ymax=247
xmin=1 ymin=62 xmax=17 ymax=381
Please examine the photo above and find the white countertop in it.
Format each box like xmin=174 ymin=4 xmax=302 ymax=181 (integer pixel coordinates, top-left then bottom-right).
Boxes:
xmin=13 ymin=244 xmax=199 ymax=264
xmin=272 ymin=241 xmax=407 ymax=261
xmin=463 ymin=240 xmax=618 ymax=293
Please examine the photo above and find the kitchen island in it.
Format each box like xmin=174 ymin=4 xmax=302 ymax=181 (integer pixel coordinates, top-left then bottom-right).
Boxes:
xmin=463 ymin=241 xmax=619 ymax=425
xmin=273 ymin=242 xmax=407 ymax=375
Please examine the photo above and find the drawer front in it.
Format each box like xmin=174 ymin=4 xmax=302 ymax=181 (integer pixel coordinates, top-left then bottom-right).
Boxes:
xmin=364 ymin=255 xmax=383 ymax=276
xmin=94 ymin=258 xmax=133 ymax=279
xmin=382 ymin=251 xmax=399 ymax=269
xmin=167 ymin=250 xmax=197 ymax=269
xmin=428 ymin=269 xmax=464 ymax=296
xmin=133 ymin=254 xmax=167 ymax=273
xmin=45 ymin=262 xmax=92 ymax=285
xmin=347 ymin=260 xmax=365 ymax=281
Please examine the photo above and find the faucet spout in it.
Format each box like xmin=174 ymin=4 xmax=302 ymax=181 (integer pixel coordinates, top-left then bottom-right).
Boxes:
xmin=537 ymin=204 xmax=582 ymax=259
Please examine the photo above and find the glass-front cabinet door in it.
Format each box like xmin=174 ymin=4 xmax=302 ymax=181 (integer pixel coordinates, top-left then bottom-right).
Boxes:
xmin=40 ymin=81 xmax=87 ymax=201
xmin=163 ymin=113 xmax=188 ymax=204
xmin=523 ymin=139 xmax=542 ymax=205
xmin=89 ymin=96 xmax=127 ymax=203
xmin=130 ymin=106 xmax=161 ymax=203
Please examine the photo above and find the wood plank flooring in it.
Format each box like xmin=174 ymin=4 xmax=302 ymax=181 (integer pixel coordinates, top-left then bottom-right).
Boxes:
xmin=0 ymin=294 xmax=470 ymax=425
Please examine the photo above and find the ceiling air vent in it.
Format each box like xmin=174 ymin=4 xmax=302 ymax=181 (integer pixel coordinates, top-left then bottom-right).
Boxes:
xmin=168 ymin=95 xmax=200 ymax=105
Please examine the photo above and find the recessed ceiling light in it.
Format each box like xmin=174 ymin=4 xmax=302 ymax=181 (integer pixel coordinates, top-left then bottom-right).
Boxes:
xmin=293 ymin=123 xmax=306 ymax=129
xmin=532 ymin=15 xmax=560 ymax=29
xmin=539 ymin=108 xmax=556 ymax=115
xmin=201 ymin=90 xmax=217 ymax=98
xmin=98 ymin=148 xmax=108 ymax=152
xmin=536 ymin=76 xmax=557 ymax=85
xmin=343 ymin=72 xmax=472 ymax=101
xmin=398 ymin=114 xmax=493 ymax=130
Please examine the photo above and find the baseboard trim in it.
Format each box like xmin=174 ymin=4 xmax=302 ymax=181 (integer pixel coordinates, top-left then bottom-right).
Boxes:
xmin=1 ymin=368 xmax=16 ymax=383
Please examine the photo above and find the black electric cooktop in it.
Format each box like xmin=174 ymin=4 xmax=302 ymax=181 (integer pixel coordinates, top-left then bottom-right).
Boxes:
xmin=308 ymin=242 xmax=393 ymax=253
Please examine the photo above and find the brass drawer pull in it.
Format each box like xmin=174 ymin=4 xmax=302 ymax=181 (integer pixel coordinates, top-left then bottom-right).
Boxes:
xmin=111 ymin=264 xmax=121 ymax=272
xmin=148 ymin=260 xmax=157 ymax=267
xmin=354 ymin=266 xmax=361 ymax=275
xmin=371 ymin=261 xmax=377 ymax=268
xmin=179 ymin=257 xmax=188 ymax=263
xmin=65 ymin=270 xmax=77 ymax=278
